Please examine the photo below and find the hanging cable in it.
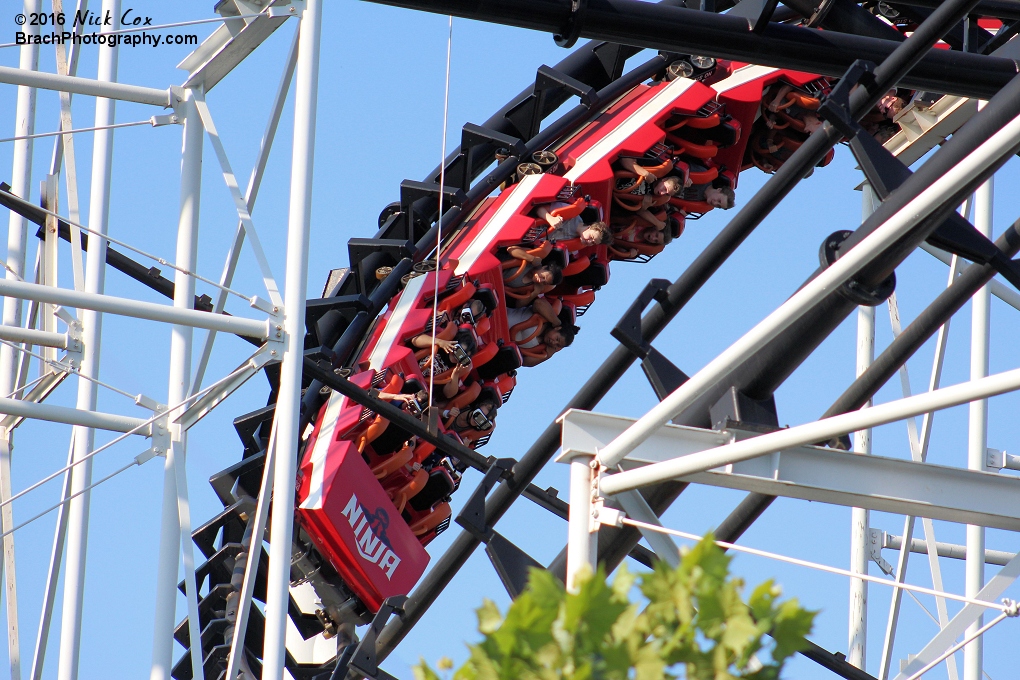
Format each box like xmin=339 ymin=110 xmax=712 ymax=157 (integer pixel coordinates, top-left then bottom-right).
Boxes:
xmin=0 ymin=189 xmax=256 ymax=303
xmin=619 ymin=517 xmax=1014 ymax=613
xmin=3 ymin=372 xmax=49 ymax=400
xmin=0 ymin=337 xmax=138 ymax=401
xmin=427 ymin=15 xmax=454 ymax=420
xmin=0 ymin=354 xmax=259 ymax=513
xmin=0 ymin=120 xmax=153 ymax=144
xmin=904 ymin=610 xmax=1014 ymax=680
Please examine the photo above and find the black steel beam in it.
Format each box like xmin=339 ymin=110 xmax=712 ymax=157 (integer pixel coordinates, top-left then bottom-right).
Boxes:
xmin=0 ymin=183 xmax=264 ymax=346
xmin=891 ymin=0 xmax=1020 ymax=21
xmin=372 ymin=0 xmax=986 ymax=659
xmin=783 ymin=0 xmax=905 ymax=40
xmin=361 ymin=0 xmax=1018 ymax=99
xmin=423 ymin=0 xmax=691 ymax=186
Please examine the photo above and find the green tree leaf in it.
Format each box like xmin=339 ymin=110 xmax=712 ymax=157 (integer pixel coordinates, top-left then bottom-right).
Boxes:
xmin=443 ymin=532 xmax=814 ymax=680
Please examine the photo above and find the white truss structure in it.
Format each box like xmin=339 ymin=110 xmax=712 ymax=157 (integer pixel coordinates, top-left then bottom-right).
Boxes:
xmin=0 ymin=1 xmax=318 ymax=678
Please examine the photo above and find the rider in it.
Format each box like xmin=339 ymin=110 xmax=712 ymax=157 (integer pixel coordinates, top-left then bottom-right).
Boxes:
xmin=506 ymin=299 xmax=576 ymax=367
xmin=617 ymin=158 xmax=685 ymax=222
xmin=678 ymin=161 xmax=736 ymax=210
xmin=613 ymin=222 xmax=673 ymax=259
xmin=534 ymin=203 xmax=613 ymax=246
xmin=502 ymin=254 xmax=564 ymax=308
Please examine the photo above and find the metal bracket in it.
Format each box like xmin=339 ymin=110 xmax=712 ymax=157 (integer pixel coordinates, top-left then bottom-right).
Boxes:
xmin=536 ymin=64 xmax=600 ymax=109
xmin=485 ymin=531 xmax=544 ymax=599
xmin=55 ymin=308 xmax=84 ymax=361
xmin=345 ymin=595 xmax=407 ymax=680
xmin=399 ymin=179 xmax=466 ymax=240
xmin=641 ymin=346 xmax=690 ymax=401
xmin=554 ymin=0 xmax=589 ymax=48
xmin=817 ymin=59 xmax=877 ymax=138
xmin=148 ymin=407 xmax=171 ymax=457
xmin=709 ymin=386 xmax=780 ymax=431
xmin=867 ymin=528 xmax=895 ymax=575
xmin=610 ymin=278 xmax=670 ymax=359
xmin=988 ymin=447 xmax=1020 ymax=471
xmin=168 ymin=85 xmax=187 ymax=117
xmin=819 ymin=230 xmax=896 ymax=306
xmin=727 ymin=0 xmax=781 ymax=33
xmin=506 ymin=65 xmax=600 ymax=141
xmin=149 ymin=113 xmax=182 ymax=127
xmin=347 ymin=238 xmax=414 ymax=295
xmin=267 ymin=0 xmax=305 ymax=18
xmin=455 ymin=123 xmax=527 ymax=192
xmin=455 ymin=457 xmax=516 ymax=540
xmin=592 ymin=499 xmax=625 ymax=528
xmin=592 ymin=40 xmax=628 ymax=81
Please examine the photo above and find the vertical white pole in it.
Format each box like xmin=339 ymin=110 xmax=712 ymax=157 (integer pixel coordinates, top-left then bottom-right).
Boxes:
xmin=566 ymin=454 xmax=598 ymax=593
xmin=848 ymin=184 xmax=876 ymax=670
xmin=964 ymin=176 xmax=992 ymax=680
xmin=0 ymin=429 xmax=19 ymax=680
xmin=0 ymin=23 xmax=43 ymax=669
xmin=1 ymin=0 xmax=40 ymax=344
xmin=0 ymin=5 xmax=41 ymax=674
xmin=261 ymin=1 xmax=322 ymax=676
xmin=150 ymin=87 xmax=203 ymax=680
xmin=56 ymin=2 xmax=119 ymax=677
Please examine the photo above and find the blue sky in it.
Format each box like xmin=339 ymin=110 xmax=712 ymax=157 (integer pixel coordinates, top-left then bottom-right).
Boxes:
xmin=1 ymin=1 xmax=1020 ymax=677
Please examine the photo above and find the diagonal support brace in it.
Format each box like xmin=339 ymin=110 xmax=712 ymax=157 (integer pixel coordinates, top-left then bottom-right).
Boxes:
xmin=456 ymin=458 xmax=516 ymax=540
xmin=610 ymin=278 xmax=670 ymax=359
xmin=346 ymin=596 xmax=407 ymax=680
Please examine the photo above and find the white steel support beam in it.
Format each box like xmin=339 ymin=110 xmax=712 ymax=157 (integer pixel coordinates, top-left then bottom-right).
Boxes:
xmin=191 ymin=28 xmax=298 ymax=394
xmin=262 ymin=1 xmax=321 ymax=676
xmin=594 ymin=107 xmax=1020 ymax=471
xmin=224 ymin=424 xmax=276 ymax=680
xmin=3 ymin=0 xmax=40 ymax=366
xmin=51 ymin=0 xmax=86 ymax=292
xmin=566 ymin=453 xmax=598 ymax=593
xmin=57 ymin=2 xmax=118 ymax=677
xmin=0 ymin=326 xmax=72 ymax=351
xmin=0 ymin=64 xmax=172 ymax=108
xmin=615 ymin=491 xmax=680 ymax=568
xmin=0 ymin=278 xmax=270 ymax=339
xmin=965 ymin=173 xmax=993 ymax=680
xmin=848 ymin=185 xmax=876 ymax=670
xmin=562 ymin=410 xmax=1020 ymax=530
xmin=876 ymin=531 xmax=1017 ymax=566
xmin=595 ymin=366 xmax=1020 ymax=497
xmin=0 ymin=398 xmax=148 ymax=434
xmin=0 ymin=432 xmax=18 ymax=680
xmin=40 ymin=176 xmax=58 ymax=368
xmin=151 ymin=85 xmax=203 ymax=680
